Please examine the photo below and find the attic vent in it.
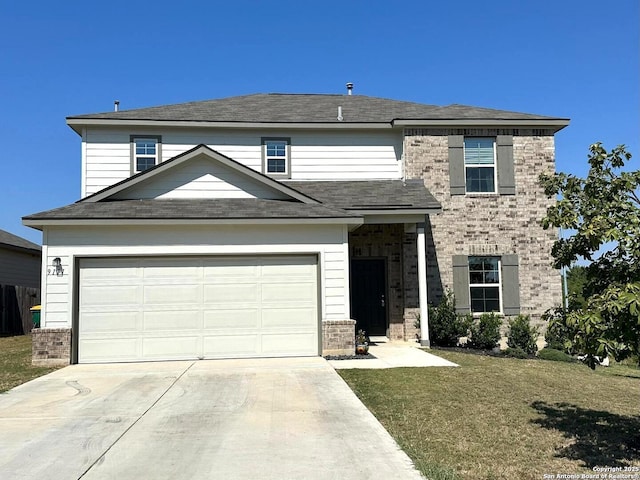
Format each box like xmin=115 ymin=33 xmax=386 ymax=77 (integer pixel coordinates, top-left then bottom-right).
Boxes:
xmin=346 ymin=82 xmax=353 ymax=95
xmin=114 ymin=100 xmax=120 ymax=112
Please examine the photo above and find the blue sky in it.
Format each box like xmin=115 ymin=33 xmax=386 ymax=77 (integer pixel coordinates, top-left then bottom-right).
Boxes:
xmin=1 ymin=0 xmax=638 ymax=243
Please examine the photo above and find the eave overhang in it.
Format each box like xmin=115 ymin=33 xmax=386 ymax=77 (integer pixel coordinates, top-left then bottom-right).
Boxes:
xmin=392 ymin=118 xmax=570 ymax=132
xmin=23 ymin=216 xmax=364 ymax=231
xmin=66 ymin=117 xmax=570 ymax=135
xmin=66 ymin=118 xmax=394 ymax=135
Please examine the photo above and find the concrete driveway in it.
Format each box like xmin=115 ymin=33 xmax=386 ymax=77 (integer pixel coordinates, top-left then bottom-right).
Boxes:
xmin=0 ymin=357 xmax=423 ymax=479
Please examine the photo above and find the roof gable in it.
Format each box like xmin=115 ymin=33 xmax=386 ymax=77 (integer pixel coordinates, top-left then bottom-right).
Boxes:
xmin=83 ymin=145 xmax=319 ymax=204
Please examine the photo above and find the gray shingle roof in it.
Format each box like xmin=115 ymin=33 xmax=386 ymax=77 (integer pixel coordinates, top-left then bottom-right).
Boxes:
xmin=284 ymin=180 xmax=441 ymax=210
xmin=0 ymin=228 xmax=40 ymax=251
xmin=23 ymin=199 xmax=360 ymax=221
xmin=67 ymin=93 xmax=565 ymax=124
xmin=23 ymin=180 xmax=442 ymax=222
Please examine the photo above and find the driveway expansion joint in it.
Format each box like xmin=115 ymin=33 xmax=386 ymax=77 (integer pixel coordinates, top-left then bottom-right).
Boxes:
xmin=77 ymin=361 xmax=196 ymax=479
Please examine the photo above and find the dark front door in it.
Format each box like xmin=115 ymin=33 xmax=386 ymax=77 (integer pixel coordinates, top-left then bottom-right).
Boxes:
xmin=350 ymin=259 xmax=387 ymax=336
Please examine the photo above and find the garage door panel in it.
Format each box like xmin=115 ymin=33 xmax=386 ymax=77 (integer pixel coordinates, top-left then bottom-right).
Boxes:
xmin=143 ymin=311 xmax=201 ymax=331
xmin=82 ymin=312 xmax=140 ymax=333
xmin=203 ymin=262 xmax=258 ymax=278
xmin=79 ymin=338 xmax=139 ymax=362
xmin=81 ymin=285 xmax=141 ymax=306
xmin=261 ymin=333 xmax=317 ymax=355
xmin=262 ymin=308 xmax=317 ymax=329
xmin=143 ymin=284 xmax=201 ymax=304
xmin=203 ymin=283 xmax=259 ymax=303
xmin=261 ymin=282 xmax=316 ymax=302
xmin=203 ymin=335 xmax=259 ymax=357
xmin=203 ymin=309 xmax=259 ymax=329
xmin=79 ymin=255 xmax=318 ymax=363
xmin=143 ymin=336 xmax=200 ymax=358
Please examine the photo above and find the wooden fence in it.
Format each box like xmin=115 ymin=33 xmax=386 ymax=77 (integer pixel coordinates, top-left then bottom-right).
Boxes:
xmin=0 ymin=284 xmax=40 ymax=336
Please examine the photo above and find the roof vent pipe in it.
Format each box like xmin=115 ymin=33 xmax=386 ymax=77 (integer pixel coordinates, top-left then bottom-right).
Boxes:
xmin=114 ymin=100 xmax=120 ymax=112
xmin=346 ymin=82 xmax=353 ymax=95
xmin=337 ymin=106 xmax=343 ymax=121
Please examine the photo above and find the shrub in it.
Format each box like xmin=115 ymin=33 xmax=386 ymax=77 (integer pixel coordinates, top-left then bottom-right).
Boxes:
xmin=507 ymin=314 xmax=539 ymax=354
xmin=427 ymin=290 xmax=473 ymax=347
xmin=467 ymin=312 xmax=502 ymax=350
xmin=504 ymin=346 xmax=530 ymax=359
xmin=542 ymin=307 xmax=576 ymax=354
xmin=538 ymin=347 xmax=576 ymax=363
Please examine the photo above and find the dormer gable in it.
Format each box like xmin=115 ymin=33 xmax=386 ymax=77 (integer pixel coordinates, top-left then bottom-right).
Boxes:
xmin=81 ymin=144 xmax=319 ymax=204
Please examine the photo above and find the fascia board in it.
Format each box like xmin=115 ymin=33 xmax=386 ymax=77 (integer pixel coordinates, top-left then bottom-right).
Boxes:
xmin=23 ymin=217 xmax=364 ymax=228
xmin=66 ymin=118 xmax=394 ymax=134
xmin=393 ymin=118 xmax=570 ymax=130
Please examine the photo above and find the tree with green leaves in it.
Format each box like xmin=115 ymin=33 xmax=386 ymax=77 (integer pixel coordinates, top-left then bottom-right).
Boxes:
xmin=566 ymin=265 xmax=588 ymax=310
xmin=540 ymin=143 xmax=640 ymax=368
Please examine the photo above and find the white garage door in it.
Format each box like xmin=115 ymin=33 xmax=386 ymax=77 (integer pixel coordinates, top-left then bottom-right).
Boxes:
xmin=78 ymin=256 xmax=318 ymax=363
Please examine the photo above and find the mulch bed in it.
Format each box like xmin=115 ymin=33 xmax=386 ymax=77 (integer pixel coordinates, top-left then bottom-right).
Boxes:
xmin=432 ymin=345 xmax=538 ymax=359
xmin=324 ymin=353 xmax=377 ymax=361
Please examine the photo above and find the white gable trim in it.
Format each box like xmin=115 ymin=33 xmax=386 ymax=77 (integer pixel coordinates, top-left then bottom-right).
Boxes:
xmin=81 ymin=145 xmax=320 ymax=204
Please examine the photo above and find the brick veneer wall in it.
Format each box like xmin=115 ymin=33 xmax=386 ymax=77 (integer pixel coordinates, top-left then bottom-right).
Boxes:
xmin=322 ymin=319 xmax=355 ymax=356
xmin=32 ymin=328 xmax=71 ymax=366
xmin=403 ymin=128 xmax=563 ymax=327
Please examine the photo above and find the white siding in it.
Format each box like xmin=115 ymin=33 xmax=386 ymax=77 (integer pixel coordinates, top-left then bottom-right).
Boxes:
xmin=111 ymin=156 xmax=289 ymax=200
xmin=40 ymin=224 xmax=350 ymax=330
xmin=83 ymin=128 xmax=402 ymax=196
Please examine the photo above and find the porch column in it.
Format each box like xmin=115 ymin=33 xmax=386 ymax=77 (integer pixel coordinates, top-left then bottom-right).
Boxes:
xmin=417 ymin=222 xmax=430 ymax=347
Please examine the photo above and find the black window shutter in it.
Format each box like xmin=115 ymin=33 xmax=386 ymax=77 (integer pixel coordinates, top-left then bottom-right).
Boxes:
xmin=501 ymin=254 xmax=520 ymax=315
xmin=448 ymin=135 xmax=465 ymax=195
xmin=497 ymin=135 xmax=515 ymax=195
xmin=452 ymin=255 xmax=470 ymax=313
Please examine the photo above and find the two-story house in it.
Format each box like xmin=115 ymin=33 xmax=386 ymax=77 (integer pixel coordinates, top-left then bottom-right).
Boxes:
xmin=24 ymin=90 xmax=568 ymax=364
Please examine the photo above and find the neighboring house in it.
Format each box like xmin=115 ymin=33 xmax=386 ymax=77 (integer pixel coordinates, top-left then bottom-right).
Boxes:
xmin=24 ymin=90 xmax=569 ymax=364
xmin=0 ymin=229 xmax=41 ymax=335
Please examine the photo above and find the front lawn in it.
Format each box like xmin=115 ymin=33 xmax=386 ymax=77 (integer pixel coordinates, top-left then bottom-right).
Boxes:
xmin=0 ymin=335 xmax=61 ymax=393
xmin=339 ymin=350 xmax=640 ymax=480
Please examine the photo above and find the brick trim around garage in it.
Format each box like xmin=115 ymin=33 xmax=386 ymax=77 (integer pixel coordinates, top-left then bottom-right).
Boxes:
xmin=32 ymin=328 xmax=72 ymax=366
xmin=322 ymin=319 xmax=355 ymax=356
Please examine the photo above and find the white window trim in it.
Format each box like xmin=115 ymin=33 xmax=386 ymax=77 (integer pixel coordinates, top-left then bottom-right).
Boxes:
xmin=469 ymin=256 xmax=503 ymax=315
xmin=131 ymin=135 xmax=162 ymax=174
xmin=261 ymin=137 xmax=291 ymax=178
xmin=464 ymin=137 xmax=497 ymax=195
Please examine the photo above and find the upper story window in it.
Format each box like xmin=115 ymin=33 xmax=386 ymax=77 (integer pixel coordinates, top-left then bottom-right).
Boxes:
xmin=464 ymin=137 xmax=496 ymax=193
xmin=469 ymin=256 xmax=501 ymax=313
xmin=131 ymin=136 xmax=162 ymax=173
xmin=262 ymin=137 xmax=290 ymax=177
xmin=448 ymin=134 xmax=515 ymax=196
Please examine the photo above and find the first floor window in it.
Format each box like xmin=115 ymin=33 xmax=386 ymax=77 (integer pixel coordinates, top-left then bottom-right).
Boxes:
xmin=132 ymin=137 xmax=160 ymax=172
xmin=464 ymin=137 xmax=496 ymax=193
xmin=262 ymin=138 xmax=290 ymax=176
xmin=469 ymin=256 xmax=501 ymax=313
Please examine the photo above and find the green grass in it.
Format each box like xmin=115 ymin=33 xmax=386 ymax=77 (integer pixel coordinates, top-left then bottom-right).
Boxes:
xmin=0 ymin=335 xmax=61 ymax=393
xmin=339 ymin=349 xmax=640 ymax=480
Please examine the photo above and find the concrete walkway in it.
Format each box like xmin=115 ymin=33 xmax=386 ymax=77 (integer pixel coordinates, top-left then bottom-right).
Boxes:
xmin=329 ymin=341 xmax=459 ymax=369
xmin=0 ymin=357 xmax=424 ymax=480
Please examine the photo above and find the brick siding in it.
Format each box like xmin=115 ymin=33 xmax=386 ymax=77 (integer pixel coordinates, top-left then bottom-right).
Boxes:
xmin=322 ymin=319 xmax=355 ymax=356
xmin=32 ymin=328 xmax=71 ymax=366
xmin=403 ymin=128 xmax=563 ymax=329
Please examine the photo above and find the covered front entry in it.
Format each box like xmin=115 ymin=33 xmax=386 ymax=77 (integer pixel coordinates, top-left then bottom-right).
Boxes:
xmin=350 ymin=258 xmax=387 ymax=336
xmin=76 ymin=255 xmax=318 ymax=363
